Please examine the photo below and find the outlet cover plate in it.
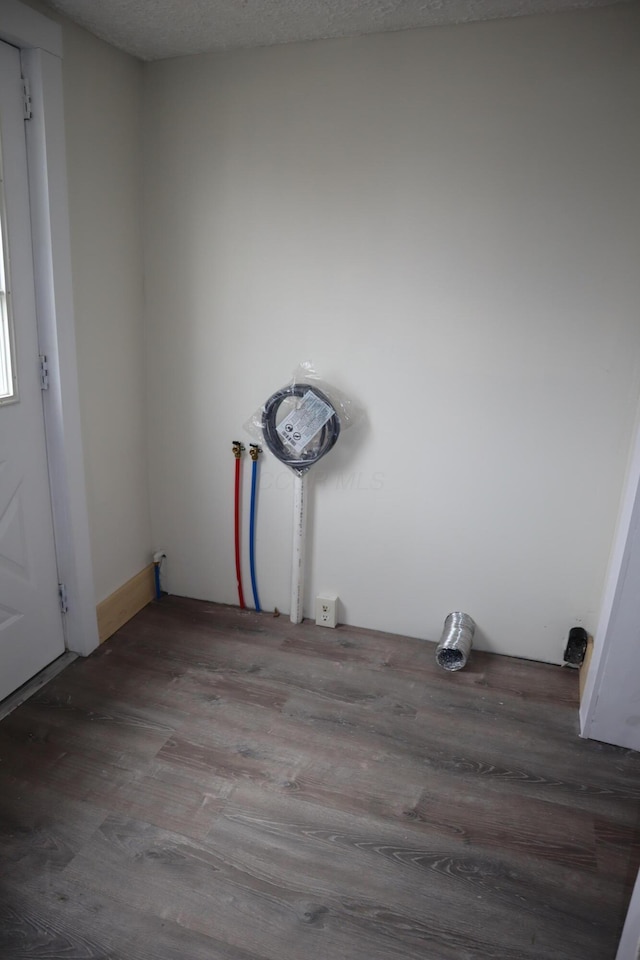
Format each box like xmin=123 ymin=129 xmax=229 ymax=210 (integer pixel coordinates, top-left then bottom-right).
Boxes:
xmin=315 ymin=596 xmax=338 ymax=628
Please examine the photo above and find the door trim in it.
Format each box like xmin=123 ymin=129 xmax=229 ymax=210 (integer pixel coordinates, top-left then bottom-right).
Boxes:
xmin=0 ymin=3 xmax=99 ymax=657
xmin=0 ymin=0 xmax=61 ymax=57
xmin=579 ymin=406 xmax=640 ymax=749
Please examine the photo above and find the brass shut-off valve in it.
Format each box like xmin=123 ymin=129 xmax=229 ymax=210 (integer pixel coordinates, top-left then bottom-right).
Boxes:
xmin=232 ymin=441 xmax=245 ymax=459
xmin=249 ymin=444 xmax=261 ymax=462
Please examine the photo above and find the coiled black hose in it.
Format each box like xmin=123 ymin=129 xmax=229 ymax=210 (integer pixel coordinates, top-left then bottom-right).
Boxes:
xmin=262 ymin=383 xmax=341 ymax=472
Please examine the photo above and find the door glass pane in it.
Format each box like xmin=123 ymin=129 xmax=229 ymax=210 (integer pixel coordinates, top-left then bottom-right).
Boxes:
xmin=0 ymin=155 xmax=16 ymax=403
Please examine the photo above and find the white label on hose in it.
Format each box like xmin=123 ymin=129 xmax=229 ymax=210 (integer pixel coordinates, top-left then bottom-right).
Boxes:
xmin=276 ymin=390 xmax=333 ymax=454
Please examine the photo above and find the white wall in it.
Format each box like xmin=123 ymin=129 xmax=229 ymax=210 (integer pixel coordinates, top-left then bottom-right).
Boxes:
xmin=61 ymin=23 xmax=150 ymax=602
xmin=26 ymin=2 xmax=152 ymax=603
xmin=143 ymin=5 xmax=640 ymax=662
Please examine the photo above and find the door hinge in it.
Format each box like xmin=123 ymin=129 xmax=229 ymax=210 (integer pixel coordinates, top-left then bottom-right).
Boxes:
xmin=22 ymin=79 xmax=32 ymax=121
xmin=58 ymin=583 xmax=69 ymax=614
xmin=39 ymin=354 xmax=49 ymax=390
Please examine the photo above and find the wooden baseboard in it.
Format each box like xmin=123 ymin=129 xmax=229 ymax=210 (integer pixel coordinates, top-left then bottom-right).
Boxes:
xmin=96 ymin=564 xmax=155 ymax=643
xmin=579 ymin=635 xmax=594 ymax=703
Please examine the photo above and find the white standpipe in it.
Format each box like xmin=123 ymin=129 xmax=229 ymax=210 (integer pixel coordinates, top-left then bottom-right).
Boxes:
xmin=290 ymin=472 xmax=307 ymax=624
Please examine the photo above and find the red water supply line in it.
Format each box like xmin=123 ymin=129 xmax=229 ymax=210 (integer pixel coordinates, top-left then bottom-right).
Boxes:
xmin=232 ymin=441 xmax=246 ymax=609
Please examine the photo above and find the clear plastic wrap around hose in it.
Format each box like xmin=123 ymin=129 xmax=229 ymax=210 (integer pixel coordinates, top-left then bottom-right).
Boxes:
xmin=262 ymin=382 xmax=340 ymax=474
xmin=244 ymin=361 xmax=363 ymax=476
xmin=435 ymin=612 xmax=475 ymax=671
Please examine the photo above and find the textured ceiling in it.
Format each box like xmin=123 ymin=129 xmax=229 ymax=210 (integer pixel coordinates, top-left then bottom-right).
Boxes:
xmin=42 ymin=0 xmax=631 ymax=61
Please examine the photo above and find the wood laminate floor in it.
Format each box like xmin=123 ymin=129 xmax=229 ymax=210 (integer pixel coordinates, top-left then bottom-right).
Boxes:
xmin=1 ymin=597 xmax=639 ymax=959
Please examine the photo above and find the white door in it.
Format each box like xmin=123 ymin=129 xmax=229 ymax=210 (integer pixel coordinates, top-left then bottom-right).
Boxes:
xmin=0 ymin=39 xmax=65 ymax=700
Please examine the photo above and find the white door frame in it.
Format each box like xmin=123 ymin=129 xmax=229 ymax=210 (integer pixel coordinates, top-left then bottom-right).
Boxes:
xmin=616 ymin=865 xmax=640 ymax=960
xmin=0 ymin=0 xmax=98 ymax=657
xmin=579 ymin=405 xmax=640 ymax=751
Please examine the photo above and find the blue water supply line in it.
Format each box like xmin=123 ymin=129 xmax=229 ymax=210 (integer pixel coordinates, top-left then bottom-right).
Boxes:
xmin=249 ymin=444 xmax=261 ymax=612
xmin=153 ymin=551 xmax=166 ymax=600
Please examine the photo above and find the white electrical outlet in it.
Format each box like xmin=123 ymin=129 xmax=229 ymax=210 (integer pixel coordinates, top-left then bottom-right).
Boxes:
xmin=315 ymin=596 xmax=338 ymax=628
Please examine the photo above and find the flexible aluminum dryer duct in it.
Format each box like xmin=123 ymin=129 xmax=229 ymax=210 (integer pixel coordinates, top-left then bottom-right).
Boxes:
xmin=435 ymin=612 xmax=475 ymax=671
